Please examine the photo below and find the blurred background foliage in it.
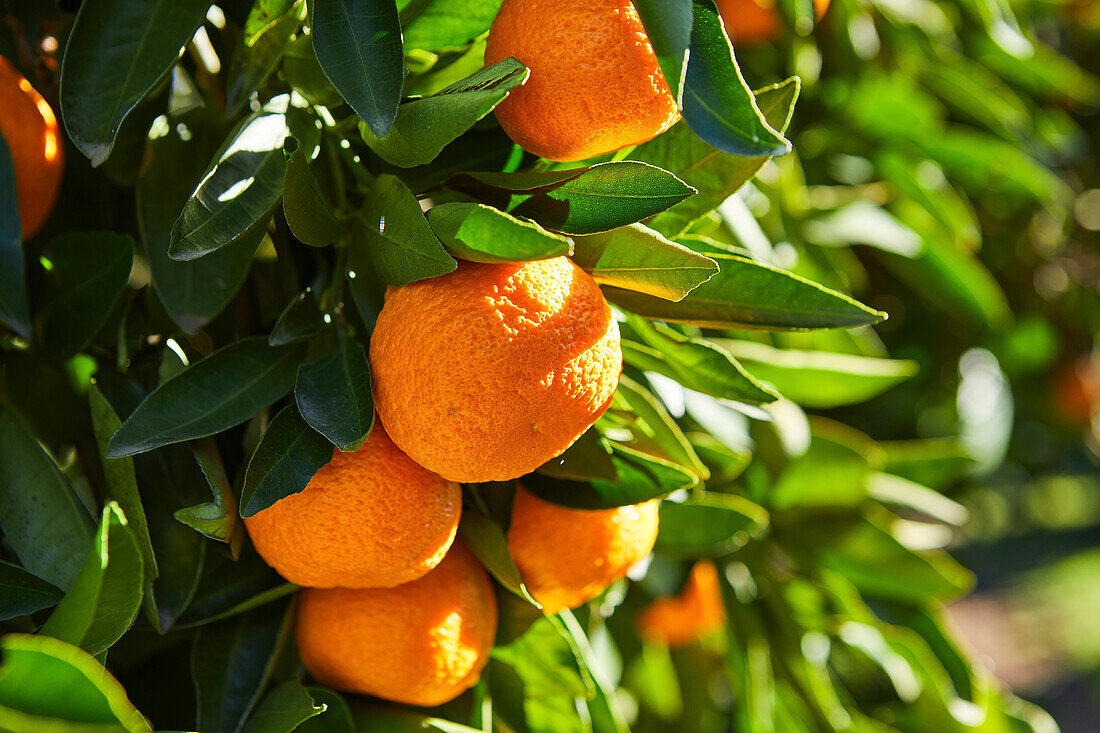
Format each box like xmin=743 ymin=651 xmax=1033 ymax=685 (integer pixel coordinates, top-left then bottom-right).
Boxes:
xmin=0 ymin=0 xmax=1097 ymax=730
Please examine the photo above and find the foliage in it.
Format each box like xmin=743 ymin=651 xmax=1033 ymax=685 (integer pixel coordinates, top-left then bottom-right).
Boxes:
xmin=0 ymin=0 xmax=1096 ymax=730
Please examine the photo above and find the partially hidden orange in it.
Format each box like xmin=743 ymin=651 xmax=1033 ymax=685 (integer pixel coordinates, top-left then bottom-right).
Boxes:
xmin=244 ymin=421 xmax=461 ymax=588
xmin=484 ymin=0 xmax=680 ymax=161
xmin=0 ymin=55 xmax=63 ymax=239
xmin=508 ymin=486 xmax=659 ymax=614
xmin=295 ymin=542 xmax=498 ymax=706
xmin=636 ymin=560 xmax=727 ymax=647
xmin=370 ymin=257 xmax=622 ymax=483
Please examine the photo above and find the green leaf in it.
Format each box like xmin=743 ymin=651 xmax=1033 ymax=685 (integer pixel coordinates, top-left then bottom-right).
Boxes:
xmin=295 ymin=332 xmax=375 ymax=451
xmin=879 ymin=439 xmax=974 ymax=491
xmin=716 ymin=340 xmax=918 ymax=408
xmin=0 ymin=634 xmax=150 ymax=732
xmin=867 ymin=473 xmax=969 ymax=527
xmin=0 ymin=409 xmax=94 ymax=591
xmin=174 ymin=439 xmax=245 ymax=556
xmin=89 ymin=384 xmax=157 ymax=581
xmin=240 ymin=405 xmax=334 ymax=517
xmin=427 ymin=202 xmax=571 ymax=264
xmin=605 ymin=253 xmax=884 ymax=331
xmin=402 ymin=0 xmax=502 ymax=50
xmin=656 ymin=494 xmax=769 ymax=556
xmin=614 ymin=375 xmax=710 ymax=480
xmin=362 ymin=58 xmax=528 ymax=167
xmin=803 ymin=201 xmax=923 ymax=257
xmin=140 ymin=109 xmax=264 ymax=334
xmin=38 ymin=231 xmax=134 ymax=360
xmin=226 ymin=6 xmax=300 ymax=116
xmin=770 ymin=422 xmax=875 ymax=509
xmin=681 ymin=1 xmax=790 ymax=157
xmin=177 ymin=545 xmax=291 ymax=627
xmin=526 ymin=442 xmax=694 ymax=510
xmin=41 ymin=502 xmax=144 ymax=657
xmin=310 ymin=0 xmax=403 ymax=136
xmin=623 ymin=316 xmax=777 ymax=404
xmin=633 ymin=0 xmax=692 ymax=102
xmin=447 ymin=161 xmax=697 ymax=235
xmin=241 ymin=680 xmax=326 ymax=733
xmin=0 ymin=133 xmax=29 ymax=337
xmin=245 ymin=0 xmax=299 ymax=44
xmin=298 ymin=688 xmax=354 ymax=733
xmin=59 ymin=0 xmax=209 ymax=165
xmin=192 ymin=599 xmax=294 ymax=733
xmin=572 ymin=223 xmax=717 ymax=301
xmin=345 ymin=237 xmax=388 ymax=332
xmin=357 ymin=174 xmax=458 ymax=286
xmin=459 ymin=510 xmax=536 ymax=603
xmin=282 ymin=34 xmax=344 ymax=107
xmin=537 ymin=427 xmax=619 ymax=483
xmin=269 ymin=289 xmax=326 ymax=346
xmin=169 ymin=112 xmax=291 ymax=261
xmin=0 ymin=562 xmax=63 ymax=621
xmin=283 ymin=143 xmax=342 ymax=246
xmin=108 ymin=337 xmax=305 ymax=457
xmin=636 ymin=78 xmax=799 ymax=237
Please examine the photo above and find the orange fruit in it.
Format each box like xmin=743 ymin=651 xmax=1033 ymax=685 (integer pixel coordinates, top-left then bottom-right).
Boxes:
xmin=484 ymin=0 xmax=680 ymax=162
xmin=717 ymin=0 xmax=830 ymax=45
xmin=507 ymin=486 xmax=659 ymax=613
xmin=0 ymin=55 xmax=64 ymax=239
xmin=370 ymin=257 xmax=622 ymax=483
xmin=244 ymin=421 xmax=461 ymax=588
xmin=295 ymin=542 xmax=498 ymax=706
xmin=1054 ymin=357 xmax=1100 ymax=428
xmin=636 ymin=560 xmax=726 ymax=647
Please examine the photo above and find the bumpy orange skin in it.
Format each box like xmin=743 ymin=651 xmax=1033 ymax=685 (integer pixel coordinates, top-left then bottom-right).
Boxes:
xmin=370 ymin=257 xmax=622 ymax=483
xmin=295 ymin=542 xmax=498 ymax=706
xmin=244 ymin=422 xmax=461 ymax=588
xmin=0 ymin=56 xmax=64 ymax=239
xmin=636 ymin=560 xmax=727 ymax=647
xmin=716 ymin=0 xmax=831 ymax=45
xmin=484 ymin=0 xmax=680 ymax=162
xmin=508 ymin=486 xmax=659 ymax=613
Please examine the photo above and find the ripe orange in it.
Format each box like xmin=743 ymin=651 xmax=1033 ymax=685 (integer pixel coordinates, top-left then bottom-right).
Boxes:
xmin=507 ymin=486 xmax=659 ymax=613
xmin=716 ymin=0 xmax=830 ymax=45
xmin=484 ymin=0 xmax=680 ymax=162
xmin=0 ymin=56 xmax=64 ymax=239
xmin=295 ymin=542 xmax=498 ymax=706
xmin=370 ymin=257 xmax=622 ymax=483
xmin=244 ymin=421 xmax=461 ymax=588
xmin=636 ymin=560 xmax=726 ymax=647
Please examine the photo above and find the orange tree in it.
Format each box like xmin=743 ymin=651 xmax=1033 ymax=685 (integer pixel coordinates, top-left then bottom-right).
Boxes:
xmin=0 ymin=0 xmax=1094 ymax=730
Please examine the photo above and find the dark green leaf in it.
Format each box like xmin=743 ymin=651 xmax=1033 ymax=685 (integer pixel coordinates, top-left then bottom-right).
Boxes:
xmin=357 ymin=174 xmax=457 ymax=286
xmin=174 ymin=439 xmax=244 ymax=556
xmin=362 ymin=58 xmax=528 ymax=167
xmin=41 ymin=502 xmax=144 ymax=656
xmin=345 ymin=236 xmax=388 ymax=331
xmin=283 ymin=143 xmax=342 ymax=246
xmin=526 ymin=442 xmax=695 ymax=510
xmin=269 ymin=289 xmax=326 ymax=346
xmin=59 ymin=0 xmax=209 ymax=165
xmin=226 ymin=7 xmax=300 ymax=116
xmin=681 ymin=1 xmax=789 ymax=157
xmin=0 ymin=634 xmax=150 ymax=732
xmin=140 ymin=110 xmax=263 ymax=334
xmin=0 ymin=133 xmax=29 ymax=337
xmin=178 ymin=544 xmax=291 ymax=627
xmin=605 ymin=253 xmax=884 ymax=331
xmin=402 ymin=0 xmax=502 ymax=50
xmin=633 ymin=0 xmax=692 ymax=102
xmin=241 ymin=680 xmax=326 ymax=733
xmin=537 ymin=427 xmax=619 ymax=483
xmin=108 ymin=337 xmax=304 ymax=457
xmin=169 ymin=112 xmax=291 ymax=261
xmin=0 ymin=562 xmax=63 ymax=621
xmin=622 ymin=318 xmax=776 ymax=404
xmin=0 ymin=409 xmax=94 ymax=591
xmin=310 ymin=0 xmax=403 ymax=136
xmin=427 ymin=202 xmax=571 ymax=264
xmin=295 ymin=332 xmax=375 ymax=451
xmin=192 ymin=599 xmax=293 ymax=733
xmin=282 ymin=34 xmax=344 ymax=107
xmin=447 ymin=161 xmax=697 ymax=235
xmin=240 ymin=405 xmax=333 ymax=517
xmin=38 ymin=231 xmax=134 ymax=359
xmin=716 ymin=340 xmax=918 ymax=408
xmin=572 ymin=223 xmax=717 ymax=301
xmin=298 ymin=688 xmax=353 ymax=733
xmin=656 ymin=494 xmax=769 ymax=556
xmin=459 ymin=511 xmax=536 ymax=603
xmin=89 ymin=384 xmax=157 ymax=580
xmin=636 ymin=78 xmax=799 ymax=237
